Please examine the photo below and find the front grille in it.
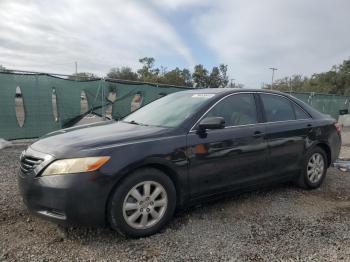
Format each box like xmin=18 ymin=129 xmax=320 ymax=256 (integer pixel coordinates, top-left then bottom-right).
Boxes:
xmin=20 ymin=155 xmax=43 ymax=174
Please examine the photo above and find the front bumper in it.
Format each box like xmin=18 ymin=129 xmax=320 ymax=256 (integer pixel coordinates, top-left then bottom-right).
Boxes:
xmin=17 ymin=170 xmax=109 ymax=226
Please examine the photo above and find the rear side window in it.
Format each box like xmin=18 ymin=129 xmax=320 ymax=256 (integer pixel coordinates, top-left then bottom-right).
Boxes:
xmin=205 ymin=93 xmax=257 ymax=126
xmin=293 ymin=103 xmax=310 ymax=119
xmin=261 ymin=94 xmax=295 ymax=122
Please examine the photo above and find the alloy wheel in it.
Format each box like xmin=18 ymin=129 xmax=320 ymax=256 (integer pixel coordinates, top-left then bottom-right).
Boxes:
xmin=307 ymin=152 xmax=325 ymax=183
xmin=122 ymin=181 xmax=168 ymax=229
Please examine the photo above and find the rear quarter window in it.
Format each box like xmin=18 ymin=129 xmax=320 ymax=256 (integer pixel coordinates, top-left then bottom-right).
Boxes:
xmin=293 ymin=103 xmax=311 ymax=119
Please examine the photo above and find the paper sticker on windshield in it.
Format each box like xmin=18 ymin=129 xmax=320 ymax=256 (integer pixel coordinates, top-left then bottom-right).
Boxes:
xmin=192 ymin=94 xmax=215 ymax=98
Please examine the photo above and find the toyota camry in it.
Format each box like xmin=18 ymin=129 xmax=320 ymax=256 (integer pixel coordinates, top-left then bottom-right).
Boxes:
xmin=18 ymin=88 xmax=341 ymax=237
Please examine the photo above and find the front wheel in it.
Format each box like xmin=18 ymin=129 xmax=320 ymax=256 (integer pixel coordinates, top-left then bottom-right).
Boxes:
xmin=108 ymin=168 xmax=176 ymax=238
xmin=296 ymin=147 xmax=327 ymax=189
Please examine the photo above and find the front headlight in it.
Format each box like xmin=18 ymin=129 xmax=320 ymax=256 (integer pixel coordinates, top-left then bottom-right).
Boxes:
xmin=41 ymin=156 xmax=110 ymax=176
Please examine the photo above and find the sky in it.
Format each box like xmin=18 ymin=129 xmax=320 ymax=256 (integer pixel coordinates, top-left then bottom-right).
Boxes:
xmin=0 ymin=0 xmax=350 ymax=88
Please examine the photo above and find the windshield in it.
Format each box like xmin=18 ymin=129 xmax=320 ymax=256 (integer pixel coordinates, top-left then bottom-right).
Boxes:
xmin=123 ymin=92 xmax=215 ymax=128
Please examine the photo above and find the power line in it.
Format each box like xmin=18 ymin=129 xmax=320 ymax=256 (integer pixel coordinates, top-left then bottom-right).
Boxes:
xmin=4 ymin=68 xmax=73 ymax=77
xmin=1 ymin=67 xmax=193 ymax=89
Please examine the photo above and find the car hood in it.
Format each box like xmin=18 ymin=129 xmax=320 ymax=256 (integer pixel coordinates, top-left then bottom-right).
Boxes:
xmin=30 ymin=121 xmax=171 ymax=157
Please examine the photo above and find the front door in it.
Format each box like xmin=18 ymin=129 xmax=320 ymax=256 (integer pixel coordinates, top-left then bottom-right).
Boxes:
xmin=187 ymin=93 xmax=269 ymax=199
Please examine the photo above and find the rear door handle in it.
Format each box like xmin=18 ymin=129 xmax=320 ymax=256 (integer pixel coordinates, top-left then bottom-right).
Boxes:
xmin=253 ymin=131 xmax=265 ymax=137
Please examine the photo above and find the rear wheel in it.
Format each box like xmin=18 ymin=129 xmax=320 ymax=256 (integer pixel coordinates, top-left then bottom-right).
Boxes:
xmin=108 ymin=168 xmax=176 ymax=238
xmin=296 ymin=147 xmax=327 ymax=189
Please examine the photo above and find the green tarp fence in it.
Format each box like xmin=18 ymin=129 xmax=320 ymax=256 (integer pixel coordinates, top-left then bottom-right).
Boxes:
xmin=0 ymin=72 xmax=349 ymax=140
xmin=0 ymin=72 xmax=187 ymax=140
xmin=288 ymin=92 xmax=350 ymax=119
xmin=110 ymin=82 xmax=188 ymax=119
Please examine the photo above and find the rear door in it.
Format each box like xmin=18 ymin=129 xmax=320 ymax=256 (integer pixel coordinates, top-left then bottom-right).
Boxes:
xmin=187 ymin=93 xmax=269 ymax=199
xmin=258 ymin=93 xmax=313 ymax=177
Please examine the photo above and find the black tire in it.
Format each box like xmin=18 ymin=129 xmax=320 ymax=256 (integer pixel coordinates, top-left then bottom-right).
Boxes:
xmin=108 ymin=168 xmax=176 ymax=238
xmin=296 ymin=146 xmax=328 ymax=189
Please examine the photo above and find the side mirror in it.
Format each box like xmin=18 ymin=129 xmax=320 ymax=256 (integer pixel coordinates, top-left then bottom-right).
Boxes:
xmin=197 ymin=117 xmax=225 ymax=132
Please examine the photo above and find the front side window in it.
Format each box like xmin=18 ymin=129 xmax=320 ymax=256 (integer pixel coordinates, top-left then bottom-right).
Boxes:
xmin=204 ymin=93 xmax=258 ymax=127
xmin=260 ymin=94 xmax=295 ymax=122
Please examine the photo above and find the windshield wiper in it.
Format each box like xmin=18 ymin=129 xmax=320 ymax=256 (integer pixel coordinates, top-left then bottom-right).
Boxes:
xmin=123 ymin=120 xmax=148 ymax=126
xmin=129 ymin=120 xmax=140 ymax=125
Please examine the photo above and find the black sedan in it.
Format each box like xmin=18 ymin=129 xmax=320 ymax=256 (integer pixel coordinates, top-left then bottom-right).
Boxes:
xmin=18 ymin=89 xmax=341 ymax=237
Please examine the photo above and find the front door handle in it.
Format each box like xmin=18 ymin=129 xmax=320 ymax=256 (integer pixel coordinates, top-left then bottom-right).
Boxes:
xmin=253 ymin=131 xmax=264 ymax=137
xmin=307 ymin=123 xmax=313 ymax=133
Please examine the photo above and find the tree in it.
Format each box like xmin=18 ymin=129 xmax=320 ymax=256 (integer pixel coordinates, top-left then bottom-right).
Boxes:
xmin=268 ymin=58 xmax=350 ymax=95
xmin=180 ymin=69 xmax=193 ymax=87
xmin=137 ymin=57 xmax=160 ymax=82
xmin=218 ymin=64 xmax=229 ymax=87
xmin=208 ymin=65 xmax=229 ymax=88
xmin=105 ymin=57 xmax=232 ymax=88
xmin=192 ymin=64 xmax=209 ymax=88
xmin=69 ymin=72 xmax=98 ymax=81
xmin=229 ymin=82 xmax=244 ymax=88
xmin=194 ymin=64 xmax=229 ymax=88
xmin=0 ymin=65 xmax=9 ymax=72
xmin=160 ymin=68 xmax=186 ymax=86
xmin=107 ymin=67 xmax=138 ymax=81
xmin=208 ymin=67 xmax=221 ymax=88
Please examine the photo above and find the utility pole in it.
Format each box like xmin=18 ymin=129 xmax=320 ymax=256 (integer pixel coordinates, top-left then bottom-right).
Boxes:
xmin=74 ymin=61 xmax=78 ymax=80
xmin=230 ymin=78 xmax=235 ymax=88
xmin=269 ymin=67 xmax=277 ymax=89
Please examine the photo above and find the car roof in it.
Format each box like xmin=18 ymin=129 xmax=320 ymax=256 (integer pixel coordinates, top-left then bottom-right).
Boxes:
xmin=180 ymin=88 xmax=287 ymax=96
xmin=181 ymin=88 xmax=325 ymax=120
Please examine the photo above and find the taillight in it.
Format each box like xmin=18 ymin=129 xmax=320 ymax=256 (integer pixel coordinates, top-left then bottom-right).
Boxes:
xmin=334 ymin=122 xmax=341 ymax=133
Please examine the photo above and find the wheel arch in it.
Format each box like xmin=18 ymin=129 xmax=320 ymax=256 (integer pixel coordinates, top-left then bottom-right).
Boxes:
xmin=142 ymin=162 xmax=183 ymax=205
xmin=313 ymin=142 xmax=332 ymax=167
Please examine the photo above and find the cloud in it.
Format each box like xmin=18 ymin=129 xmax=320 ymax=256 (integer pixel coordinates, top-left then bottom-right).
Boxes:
xmin=150 ymin=0 xmax=211 ymax=10
xmin=0 ymin=0 xmax=194 ymax=75
xmin=193 ymin=0 xmax=350 ymax=87
xmin=1 ymin=0 xmax=349 ymax=87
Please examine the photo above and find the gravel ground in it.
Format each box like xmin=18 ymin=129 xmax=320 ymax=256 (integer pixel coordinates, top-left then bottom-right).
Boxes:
xmin=1 ymin=135 xmax=350 ymax=261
